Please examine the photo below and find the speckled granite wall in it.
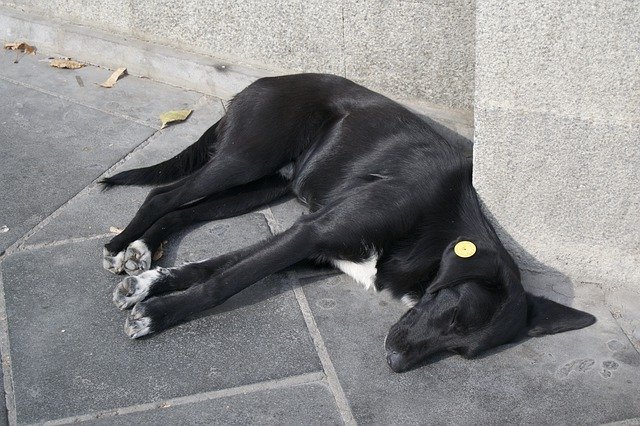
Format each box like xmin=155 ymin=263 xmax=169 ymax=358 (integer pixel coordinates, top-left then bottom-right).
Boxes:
xmin=473 ymin=0 xmax=640 ymax=344
xmin=1 ymin=0 xmax=475 ymax=111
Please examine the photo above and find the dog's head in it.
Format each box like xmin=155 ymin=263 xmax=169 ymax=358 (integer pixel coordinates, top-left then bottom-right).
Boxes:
xmin=384 ymin=238 xmax=596 ymax=373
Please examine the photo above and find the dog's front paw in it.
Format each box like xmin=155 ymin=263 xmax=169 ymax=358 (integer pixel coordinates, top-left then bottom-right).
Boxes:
xmin=125 ymin=295 xmax=177 ymax=339
xmin=124 ymin=302 xmax=154 ymax=339
xmin=123 ymin=240 xmax=152 ymax=276
xmin=103 ymin=247 xmax=126 ymax=274
xmin=113 ymin=268 xmax=171 ymax=310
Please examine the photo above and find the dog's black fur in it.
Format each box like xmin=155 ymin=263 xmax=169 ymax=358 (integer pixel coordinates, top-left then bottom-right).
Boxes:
xmin=102 ymin=74 xmax=595 ymax=373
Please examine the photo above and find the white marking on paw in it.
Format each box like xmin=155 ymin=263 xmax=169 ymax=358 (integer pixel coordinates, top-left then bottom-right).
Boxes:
xmin=401 ymin=294 xmax=418 ymax=308
xmin=125 ymin=304 xmax=152 ymax=339
xmin=331 ymin=254 xmax=378 ymax=290
xmin=103 ymin=247 xmax=126 ymax=274
xmin=113 ymin=268 xmax=170 ymax=310
xmin=124 ymin=240 xmax=152 ymax=276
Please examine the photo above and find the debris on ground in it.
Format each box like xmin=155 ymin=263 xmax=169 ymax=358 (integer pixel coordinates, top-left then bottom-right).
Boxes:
xmin=49 ymin=58 xmax=85 ymax=69
xmin=4 ymin=41 xmax=37 ymax=63
xmin=4 ymin=42 xmax=37 ymax=54
xmin=100 ymin=67 xmax=127 ymax=88
xmin=109 ymin=226 xmax=123 ymax=234
xmin=0 ymin=225 xmax=9 ymax=233
xmin=159 ymin=109 xmax=193 ymax=129
xmin=152 ymin=241 xmax=168 ymax=261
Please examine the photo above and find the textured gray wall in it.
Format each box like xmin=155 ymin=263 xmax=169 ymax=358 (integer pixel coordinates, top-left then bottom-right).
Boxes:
xmin=473 ymin=0 xmax=640 ymax=326
xmin=1 ymin=0 xmax=475 ymax=111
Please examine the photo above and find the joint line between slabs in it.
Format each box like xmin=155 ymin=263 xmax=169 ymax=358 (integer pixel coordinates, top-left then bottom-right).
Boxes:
xmin=40 ymin=371 xmax=325 ymax=425
xmin=0 ymin=127 xmax=161 ymax=260
xmin=0 ymin=75 xmax=158 ymax=130
xmin=0 ymin=268 xmax=18 ymax=426
xmin=260 ymin=207 xmax=356 ymax=425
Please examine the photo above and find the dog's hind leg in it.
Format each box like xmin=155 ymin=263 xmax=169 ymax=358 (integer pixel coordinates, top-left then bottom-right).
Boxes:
xmin=103 ymin=152 xmax=280 ymax=268
xmin=103 ymin=175 xmax=197 ymax=274
xmin=113 ymin=174 xmax=291 ymax=279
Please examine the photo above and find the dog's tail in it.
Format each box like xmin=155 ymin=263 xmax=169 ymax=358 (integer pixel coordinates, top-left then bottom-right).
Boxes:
xmin=100 ymin=121 xmax=219 ymax=189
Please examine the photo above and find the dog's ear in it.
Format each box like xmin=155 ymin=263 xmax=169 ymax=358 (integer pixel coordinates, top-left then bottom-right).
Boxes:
xmin=525 ymin=293 xmax=596 ymax=337
xmin=427 ymin=238 xmax=500 ymax=294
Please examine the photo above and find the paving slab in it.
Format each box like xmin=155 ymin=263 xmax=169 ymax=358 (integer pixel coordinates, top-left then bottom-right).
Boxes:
xmin=24 ymin=97 xmax=225 ymax=246
xmin=300 ymin=272 xmax=640 ymax=424
xmin=1 ymin=232 xmax=320 ymax=424
xmin=0 ymin=78 xmax=155 ymax=254
xmin=88 ymin=382 xmax=341 ymax=425
xmin=0 ymin=51 xmax=204 ymax=128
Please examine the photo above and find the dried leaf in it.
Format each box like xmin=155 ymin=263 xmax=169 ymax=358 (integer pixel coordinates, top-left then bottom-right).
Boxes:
xmin=159 ymin=109 xmax=192 ymax=129
xmin=100 ymin=67 xmax=127 ymax=88
xmin=109 ymin=226 xmax=123 ymax=234
xmin=50 ymin=58 xmax=85 ymax=69
xmin=4 ymin=42 xmax=37 ymax=54
xmin=152 ymin=241 xmax=168 ymax=261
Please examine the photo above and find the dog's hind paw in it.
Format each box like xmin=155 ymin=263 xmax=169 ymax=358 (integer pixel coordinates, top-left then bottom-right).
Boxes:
xmin=103 ymin=247 xmax=126 ymax=274
xmin=125 ymin=303 xmax=153 ymax=339
xmin=123 ymin=240 xmax=152 ymax=276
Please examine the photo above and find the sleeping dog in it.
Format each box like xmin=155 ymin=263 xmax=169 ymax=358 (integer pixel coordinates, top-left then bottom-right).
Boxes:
xmin=102 ymin=74 xmax=595 ymax=373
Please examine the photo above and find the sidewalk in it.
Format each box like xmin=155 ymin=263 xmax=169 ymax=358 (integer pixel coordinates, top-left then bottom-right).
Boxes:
xmin=0 ymin=51 xmax=639 ymax=425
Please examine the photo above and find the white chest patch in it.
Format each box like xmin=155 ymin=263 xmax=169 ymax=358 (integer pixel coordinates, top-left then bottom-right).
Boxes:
xmin=331 ymin=254 xmax=378 ymax=291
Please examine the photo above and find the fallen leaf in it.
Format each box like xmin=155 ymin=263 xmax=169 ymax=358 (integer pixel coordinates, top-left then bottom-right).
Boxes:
xmin=159 ymin=109 xmax=192 ymax=129
xmin=152 ymin=240 xmax=168 ymax=261
xmin=100 ymin=67 xmax=127 ymax=88
xmin=109 ymin=226 xmax=123 ymax=234
xmin=4 ymin=42 xmax=37 ymax=54
xmin=50 ymin=58 xmax=85 ymax=69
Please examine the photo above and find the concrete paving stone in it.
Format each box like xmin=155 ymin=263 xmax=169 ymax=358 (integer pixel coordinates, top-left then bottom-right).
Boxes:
xmin=88 ymin=382 xmax=341 ymax=425
xmin=24 ymin=97 xmax=225 ymax=246
xmin=0 ymin=51 xmax=204 ymax=128
xmin=300 ymin=272 xmax=640 ymax=424
xmin=0 ymin=78 xmax=155 ymax=254
xmin=0 ymin=235 xmax=320 ymax=424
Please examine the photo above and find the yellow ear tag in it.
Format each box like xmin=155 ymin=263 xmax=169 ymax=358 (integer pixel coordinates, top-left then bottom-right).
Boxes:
xmin=454 ymin=241 xmax=476 ymax=258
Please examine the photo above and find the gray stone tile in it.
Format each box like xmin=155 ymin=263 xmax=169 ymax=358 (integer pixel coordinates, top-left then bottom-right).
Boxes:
xmin=24 ymin=98 xmax=225 ymax=246
xmin=0 ymin=79 xmax=154 ymax=254
xmin=88 ymin=382 xmax=341 ymax=425
xmin=300 ymin=272 xmax=640 ymax=424
xmin=0 ymin=50 xmax=204 ymax=128
xmin=1 ymin=235 xmax=320 ymax=424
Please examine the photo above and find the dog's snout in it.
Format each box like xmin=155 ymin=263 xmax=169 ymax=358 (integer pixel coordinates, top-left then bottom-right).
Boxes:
xmin=386 ymin=349 xmax=406 ymax=373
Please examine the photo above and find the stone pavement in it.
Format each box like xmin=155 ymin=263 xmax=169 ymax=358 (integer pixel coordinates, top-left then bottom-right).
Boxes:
xmin=0 ymin=51 xmax=639 ymax=425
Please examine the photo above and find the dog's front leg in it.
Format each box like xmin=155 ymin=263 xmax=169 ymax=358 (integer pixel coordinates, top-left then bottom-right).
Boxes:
xmin=121 ymin=219 xmax=318 ymax=338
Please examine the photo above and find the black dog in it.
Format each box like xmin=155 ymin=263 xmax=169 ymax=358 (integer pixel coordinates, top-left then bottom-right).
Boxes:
xmin=101 ymin=74 xmax=595 ymax=372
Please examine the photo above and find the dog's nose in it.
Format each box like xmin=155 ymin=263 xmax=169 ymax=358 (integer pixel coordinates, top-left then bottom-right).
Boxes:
xmin=386 ymin=350 xmax=405 ymax=373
